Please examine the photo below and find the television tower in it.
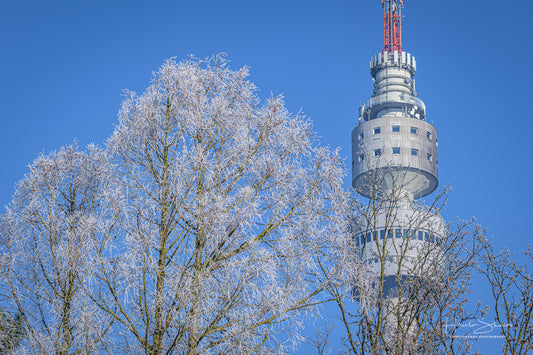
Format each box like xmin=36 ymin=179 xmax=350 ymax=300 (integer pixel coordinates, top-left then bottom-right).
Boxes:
xmin=352 ymin=0 xmax=446 ymax=348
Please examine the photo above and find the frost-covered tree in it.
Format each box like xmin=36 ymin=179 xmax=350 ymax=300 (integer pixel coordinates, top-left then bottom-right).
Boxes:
xmin=480 ymin=243 xmax=533 ymax=354
xmin=0 ymin=144 xmax=114 ymax=354
xmin=318 ymin=165 xmax=485 ymax=354
xmin=93 ymin=55 xmax=347 ymax=354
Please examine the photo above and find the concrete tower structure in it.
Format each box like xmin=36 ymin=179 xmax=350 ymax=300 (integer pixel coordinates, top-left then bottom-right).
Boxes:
xmin=352 ymin=0 xmax=446 ymax=347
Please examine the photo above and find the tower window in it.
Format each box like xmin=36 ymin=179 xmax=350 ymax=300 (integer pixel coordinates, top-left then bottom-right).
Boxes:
xmin=427 ymin=153 xmax=432 ymax=161
xmin=395 ymin=228 xmax=402 ymax=238
xmin=392 ymin=125 xmax=400 ymax=132
xmin=426 ymin=131 xmax=432 ymax=140
xmin=411 ymin=148 xmax=418 ymax=156
xmin=374 ymin=149 xmax=381 ymax=156
xmin=392 ymin=147 xmax=400 ymax=155
xmin=359 ymin=132 xmax=365 ymax=140
xmin=410 ymin=126 xmax=418 ymax=134
xmin=373 ymin=127 xmax=381 ymax=134
xmin=358 ymin=154 xmax=365 ymax=162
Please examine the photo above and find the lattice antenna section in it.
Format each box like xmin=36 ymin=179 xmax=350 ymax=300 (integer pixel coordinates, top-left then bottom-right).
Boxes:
xmin=382 ymin=0 xmax=403 ymax=53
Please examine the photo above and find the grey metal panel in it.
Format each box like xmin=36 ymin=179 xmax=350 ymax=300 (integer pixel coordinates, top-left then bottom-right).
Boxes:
xmin=351 ymin=116 xmax=438 ymax=198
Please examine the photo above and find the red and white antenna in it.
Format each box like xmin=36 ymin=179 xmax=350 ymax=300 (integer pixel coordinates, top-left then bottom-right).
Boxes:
xmin=382 ymin=0 xmax=403 ymax=53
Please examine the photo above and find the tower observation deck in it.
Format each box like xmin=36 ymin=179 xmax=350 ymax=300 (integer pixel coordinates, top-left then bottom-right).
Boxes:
xmin=351 ymin=0 xmax=447 ymax=346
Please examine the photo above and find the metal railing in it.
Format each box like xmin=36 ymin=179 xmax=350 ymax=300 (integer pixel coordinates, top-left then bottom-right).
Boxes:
xmin=360 ymin=93 xmax=425 ymax=119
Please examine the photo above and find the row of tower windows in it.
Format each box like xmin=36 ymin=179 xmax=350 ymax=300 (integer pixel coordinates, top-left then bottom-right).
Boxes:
xmin=358 ymin=149 xmax=433 ymax=161
xmin=359 ymin=126 xmax=432 ymax=140
xmin=355 ymin=228 xmax=442 ymax=247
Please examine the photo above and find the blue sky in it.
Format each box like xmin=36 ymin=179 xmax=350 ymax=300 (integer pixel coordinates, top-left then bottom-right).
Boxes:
xmin=1 ymin=0 xmax=531 ymax=352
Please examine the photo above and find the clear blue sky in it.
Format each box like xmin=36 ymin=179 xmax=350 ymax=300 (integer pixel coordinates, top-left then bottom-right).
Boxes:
xmin=1 ymin=0 xmax=531 ymax=352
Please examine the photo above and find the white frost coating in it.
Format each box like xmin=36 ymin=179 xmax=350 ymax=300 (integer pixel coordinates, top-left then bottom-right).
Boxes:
xmin=103 ymin=55 xmax=349 ymax=353
xmin=0 ymin=56 xmax=352 ymax=354
xmin=1 ymin=144 xmax=115 ymax=354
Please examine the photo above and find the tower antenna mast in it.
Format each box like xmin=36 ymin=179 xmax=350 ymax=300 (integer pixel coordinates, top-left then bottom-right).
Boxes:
xmin=382 ymin=0 xmax=403 ymax=53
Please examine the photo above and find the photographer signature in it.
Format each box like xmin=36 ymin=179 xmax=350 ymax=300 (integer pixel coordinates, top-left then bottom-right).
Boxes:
xmin=444 ymin=318 xmax=512 ymax=335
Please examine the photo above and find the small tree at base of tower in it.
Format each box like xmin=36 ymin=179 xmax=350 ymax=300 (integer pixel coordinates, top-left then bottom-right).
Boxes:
xmin=480 ymin=243 xmax=533 ymax=354
xmin=319 ymin=164 xmax=486 ymax=354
